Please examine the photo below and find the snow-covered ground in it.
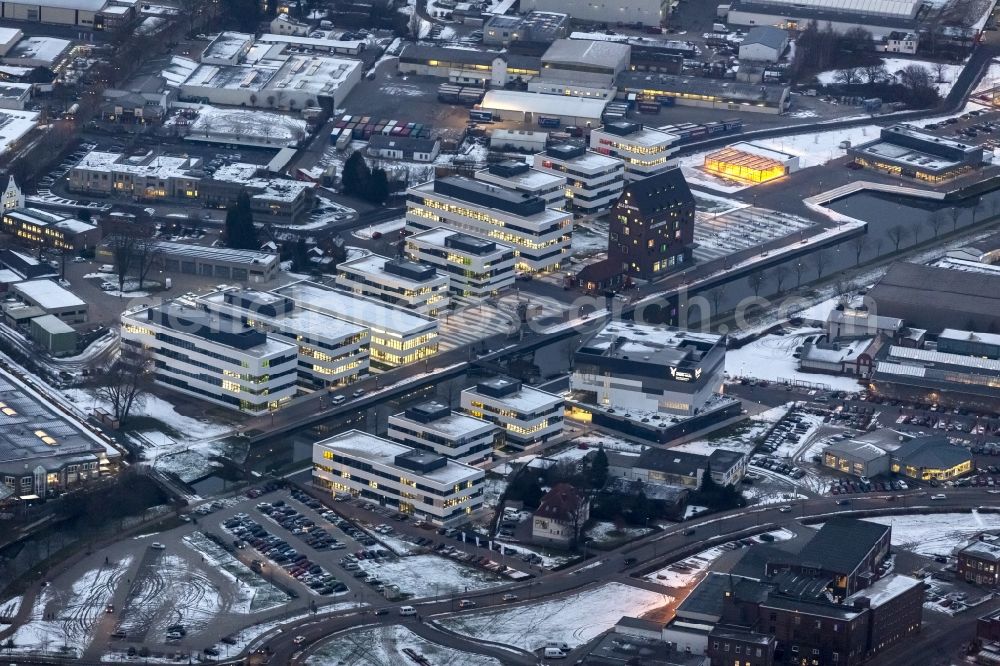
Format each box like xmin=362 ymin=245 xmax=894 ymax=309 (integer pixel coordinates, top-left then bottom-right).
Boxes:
xmin=863 ymin=511 xmax=1000 ymax=556
xmin=62 ymin=389 xmax=235 ymax=482
xmin=770 ymin=411 xmax=824 ymax=460
xmin=586 ymin=521 xmax=654 ymax=544
xmin=438 ymin=583 xmax=671 ymax=652
xmin=355 ymin=553 xmax=503 ymax=599
xmin=571 ymin=433 xmax=646 ymax=455
xmin=307 ymin=624 xmax=501 ymax=666
xmin=183 ymin=532 xmax=291 ymax=613
xmin=10 ymin=556 xmax=134 ymax=656
xmin=674 ymin=125 xmax=880 ymax=191
xmin=816 ymin=58 xmax=964 ymax=97
xmin=726 ymin=329 xmax=865 ymax=392
xmin=672 ymin=406 xmax=786 ymax=458
xmin=352 ymin=218 xmax=405 ymax=240
xmin=187 ymin=106 xmax=307 ymax=147
xmin=644 ymin=545 xmax=726 ymax=588
xmin=572 ymin=218 xmax=609 ymax=255
xmin=0 ymin=595 xmax=22 ymax=620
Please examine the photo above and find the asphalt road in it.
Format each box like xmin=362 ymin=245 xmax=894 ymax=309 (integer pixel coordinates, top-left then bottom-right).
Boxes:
xmin=247 ymin=484 xmax=1000 ymax=666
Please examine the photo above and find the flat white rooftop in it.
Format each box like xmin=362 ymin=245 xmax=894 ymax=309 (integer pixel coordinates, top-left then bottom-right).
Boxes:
xmin=274 ymin=280 xmax=437 ymax=338
xmin=316 ymin=430 xmax=482 ymax=485
xmin=392 ymin=409 xmax=496 ymax=438
xmin=464 ymin=382 xmax=562 ymax=413
xmin=475 ymin=166 xmax=564 ymax=191
xmin=480 ymin=90 xmax=607 ymax=120
xmin=13 ymin=279 xmax=85 ymax=310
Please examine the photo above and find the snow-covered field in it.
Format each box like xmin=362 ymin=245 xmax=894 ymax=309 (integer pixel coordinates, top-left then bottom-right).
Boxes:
xmin=62 ymin=389 xmax=234 ymax=482
xmin=0 ymin=595 xmax=22 ymax=620
xmin=10 ymin=556 xmax=134 ymax=656
xmin=863 ymin=511 xmax=1000 ymax=556
xmin=183 ymin=532 xmax=291 ymax=613
xmin=726 ymin=329 xmax=865 ymax=392
xmin=188 ymin=106 xmax=307 ymax=147
xmin=674 ymin=125 xmax=880 ymax=190
xmin=645 ymin=545 xmax=726 ymax=588
xmin=306 ymin=624 xmax=501 ymax=666
xmin=355 ymin=554 xmax=503 ymax=599
xmin=586 ymin=521 xmax=654 ymax=544
xmin=817 ymin=58 xmax=964 ymax=96
xmin=438 ymin=583 xmax=671 ymax=652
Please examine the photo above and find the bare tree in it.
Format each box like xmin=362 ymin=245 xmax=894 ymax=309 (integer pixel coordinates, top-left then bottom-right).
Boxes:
xmin=707 ymin=285 xmax=727 ymax=317
xmin=96 ymin=348 xmax=150 ymax=427
xmin=950 ymin=206 xmax=961 ymax=232
xmin=933 ymin=61 xmax=948 ymax=84
xmin=873 ymin=237 xmax=884 ymax=258
xmin=972 ymin=196 xmax=984 ymax=225
xmin=850 ymin=235 xmax=868 ymax=266
xmin=887 ymin=225 xmax=909 ymax=252
xmin=772 ymin=265 xmax=791 ymax=293
xmin=794 ymin=262 xmax=806 ymax=287
xmin=861 ymin=62 xmax=888 ymax=84
xmin=927 ymin=209 xmax=946 ymax=238
xmin=746 ymin=270 xmax=767 ymax=297
xmin=834 ymin=67 xmax=862 ymax=85
xmin=815 ymin=250 xmax=829 ymax=280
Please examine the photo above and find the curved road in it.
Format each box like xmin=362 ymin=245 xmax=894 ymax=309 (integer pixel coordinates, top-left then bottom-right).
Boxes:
xmin=245 ymin=486 xmax=1000 ymax=666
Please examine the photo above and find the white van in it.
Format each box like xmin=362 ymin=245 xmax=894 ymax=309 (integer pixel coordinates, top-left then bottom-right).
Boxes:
xmin=99 ymin=264 xmax=114 ymax=273
xmin=399 ymin=606 xmax=417 ymax=616
xmin=546 ymin=642 xmax=570 ymax=651
xmin=330 ymin=395 xmax=346 ymax=405
xmin=544 ymin=647 xmax=567 ymax=658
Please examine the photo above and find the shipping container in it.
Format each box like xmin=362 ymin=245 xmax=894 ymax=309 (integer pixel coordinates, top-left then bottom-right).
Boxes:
xmin=470 ymin=109 xmax=493 ymax=121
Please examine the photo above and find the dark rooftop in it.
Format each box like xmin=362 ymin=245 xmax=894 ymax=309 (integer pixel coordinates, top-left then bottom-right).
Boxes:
xmin=796 ymin=517 xmax=889 ymax=575
xmin=891 ymin=435 xmax=972 ymax=470
xmin=617 ymin=168 xmax=694 ymax=215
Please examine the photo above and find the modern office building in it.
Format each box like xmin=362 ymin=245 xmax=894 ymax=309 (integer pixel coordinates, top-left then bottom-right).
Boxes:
xmin=121 ymin=303 xmax=299 ymax=413
xmin=482 ymin=11 xmax=569 ymax=47
xmin=590 ymin=121 xmax=679 ymax=181
xmin=607 ymin=168 xmax=696 ymax=280
xmin=336 ymin=254 xmax=450 ymax=317
xmin=406 ymin=227 xmax=516 ymax=299
xmin=387 ymin=400 xmax=502 ymax=465
xmin=198 ymin=289 xmax=370 ymax=390
xmin=405 ymin=176 xmax=573 ymax=272
xmin=474 ymin=161 xmax=566 ymax=209
xmin=610 ymin=446 xmax=747 ymax=487
xmin=461 ymin=376 xmax=564 ymax=448
xmin=312 ymin=430 xmax=485 ymax=526
xmin=273 ymin=280 xmax=438 ymax=370
xmin=572 ymin=321 xmax=726 ymax=417
xmin=849 ymin=125 xmax=984 ymax=182
xmin=532 ymin=143 xmax=625 ymax=215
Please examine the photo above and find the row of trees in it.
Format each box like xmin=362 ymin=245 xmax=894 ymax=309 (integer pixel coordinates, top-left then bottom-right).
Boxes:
xmin=702 ymin=199 xmax=994 ymax=320
xmin=790 ymin=23 xmax=878 ymax=80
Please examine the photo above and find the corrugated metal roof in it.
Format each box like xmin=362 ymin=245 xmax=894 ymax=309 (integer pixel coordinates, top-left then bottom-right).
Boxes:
xmin=750 ymin=0 xmax=920 ymax=19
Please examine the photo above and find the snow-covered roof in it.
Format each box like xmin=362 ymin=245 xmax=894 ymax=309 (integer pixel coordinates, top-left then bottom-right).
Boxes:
xmin=0 ymin=27 xmax=22 ymax=46
xmin=844 ymin=574 xmax=921 ymax=608
xmin=210 ymin=163 xmax=314 ymax=203
xmin=475 ymin=166 xmax=564 ymax=192
xmin=390 ymin=408 xmax=496 ymax=439
xmin=463 ymin=381 xmax=562 ymax=413
xmin=742 ymin=0 xmax=920 ymax=19
xmin=13 ymin=279 xmax=86 ymax=311
xmin=202 ymin=31 xmax=253 ymax=62
xmin=581 ymin=321 xmax=723 ymax=367
xmin=939 ymin=328 xmax=1000 ymax=348
xmin=960 ymin=536 xmax=1000 ymax=562
xmin=0 ymin=109 xmax=38 ymax=156
xmin=315 ymin=430 xmax=483 ymax=485
xmin=73 ymin=150 xmax=200 ymax=180
xmin=199 ymin=290 xmax=367 ymax=344
xmin=6 ymin=37 xmax=71 ymax=65
xmin=274 ymin=280 xmax=437 ymax=339
xmin=258 ymin=33 xmax=366 ymax=50
xmin=541 ymin=38 xmax=629 ymax=69
xmin=481 ymin=90 xmax=607 ymax=120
